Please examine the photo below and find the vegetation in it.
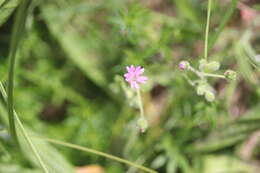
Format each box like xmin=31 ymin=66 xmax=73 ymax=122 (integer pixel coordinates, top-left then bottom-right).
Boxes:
xmin=0 ymin=0 xmax=259 ymax=172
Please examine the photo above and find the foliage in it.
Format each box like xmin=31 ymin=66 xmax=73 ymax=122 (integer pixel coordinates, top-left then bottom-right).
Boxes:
xmin=0 ymin=0 xmax=259 ymax=172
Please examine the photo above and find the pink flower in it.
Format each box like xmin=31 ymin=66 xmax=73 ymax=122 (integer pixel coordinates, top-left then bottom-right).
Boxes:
xmin=178 ymin=61 xmax=190 ymax=70
xmin=124 ymin=65 xmax=148 ymax=89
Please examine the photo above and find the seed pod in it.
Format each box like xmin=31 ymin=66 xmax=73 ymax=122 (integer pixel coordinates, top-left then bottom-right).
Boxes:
xmin=204 ymin=61 xmax=220 ymax=72
xmin=205 ymin=91 xmax=215 ymax=102
xmin=196 ymin=81 xmax=208 ymax=96
xmin=196 ymin=84 xmax=206 ymax=95
xmin=224 ymin=70 xmax=237 ymax=80
xmin=137 ymin=117 xmax=148 ymax=133
xmin=200 ymin=60 xmax=220 ymax=72
xmin=199 ymin=59 xmax=207 ymax=71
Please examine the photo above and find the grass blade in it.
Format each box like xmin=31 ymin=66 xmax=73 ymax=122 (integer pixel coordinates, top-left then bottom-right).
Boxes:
xmin=33 ymin=136 xmax=158 ymax=173
xmin=0 ymin=0 xmax=21 ymax=27
xmin=0 ymin=82 xmax=50 ymax=173
xmin=7 ymin=0 xmax=29 ymax=150
xmin=208 ymin=0 xmax=238 ymax=50
xmin=4 ymin=0 xmax=49 ymax=172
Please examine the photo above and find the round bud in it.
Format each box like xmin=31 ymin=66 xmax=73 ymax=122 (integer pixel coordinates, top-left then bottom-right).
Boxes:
xmin=199 ymin=59 xmax=207 ymax=71
xmin=200 ymin=60 xmax=220 ymax=72
xmin=178 ymin=61 xmax=190 ymax=70
xmin=196 ymin=84 xmax=206 ymax=95
xmin=204 ymin=61 xmax=220 ymax=72
xmin=205 ymin=91 xmax=215 ymax=102
xmin=224 ymin=70 xmax=237 ymax=80
xmin=137 ymin=117 xmax=148 ymax=133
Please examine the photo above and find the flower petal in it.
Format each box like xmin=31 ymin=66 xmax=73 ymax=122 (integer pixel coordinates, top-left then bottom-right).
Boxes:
xmin=137 ymin=76 xmax=148 ymax=83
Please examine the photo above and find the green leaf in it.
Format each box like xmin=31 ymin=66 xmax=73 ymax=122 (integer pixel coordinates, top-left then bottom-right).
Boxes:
xmin=187 ymin=105 xmax=260 ymax=153
xmin=0 ymin=0 xmax=21 ymax=27
xmin=202 ymin=155 xmax=256 ymax=173
xmin=40 ymin=3 xmax=107 ymax=88
xmin=0 ymin=101 xmax=75 ymax=173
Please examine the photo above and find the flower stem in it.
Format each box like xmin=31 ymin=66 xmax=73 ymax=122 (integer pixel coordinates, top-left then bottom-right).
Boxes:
xmin=32 ymin=136 xmax=157 ymax=173
xmin=204 ymin=0 xmax=212 ymax=61
xmin=183 ymin=74 xmax=195 ymax=86
xmin=188 ymin=66 xmax=205 ymax=80
xmin=137 ymin=88 xmax=144 ymax=118
xmin=203 ymin=73 xmax=226 ymax=78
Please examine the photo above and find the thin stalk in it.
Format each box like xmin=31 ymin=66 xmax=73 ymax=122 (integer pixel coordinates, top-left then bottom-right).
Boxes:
xmin=188 ymin=66 xmax=204 ymax=80
xmin=0 ymin=82 xmax=49 ymax=173
xmin=204 ymin=0 xmax=212 ymax=61
xmin=183 ymin=74 xmax=195 ymax=86
xmin=32 ymin=136 xmax=158 ymax=173
xmin=203 ymin=73 xmax=225 ymax=79
xmin=136 ymin=88 xmax=144 ymax=118
xmin=188 ymin=66 xmax=224 ymax=79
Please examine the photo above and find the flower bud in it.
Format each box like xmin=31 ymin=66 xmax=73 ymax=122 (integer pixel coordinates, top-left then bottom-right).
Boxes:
xmin=205 ymin=91 xmax=215 ymax=102
xmin=200 ymin=60 xmax=220 ymax=72
xmin=178 ymin=61 xmax=190 ymax=70
xmin=224 ymin=70 xmax=237 ymax=80
xmin=137 ymin=117 xmax=148 ymax=133
xmin=199 ymin=59 xmax=207 ymax=71
xmin=196 ymin=84 xmax=206 ymax=95
xmin=204 ymin=61 xmax=220 ymax=72
xmin=197 ymin=82 xmax=215 ymax=102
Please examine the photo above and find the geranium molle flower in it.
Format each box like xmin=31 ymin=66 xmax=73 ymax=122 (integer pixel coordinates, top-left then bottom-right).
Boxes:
xmin=124 ymin=65 xmax=148 ymax=89
xmin=179 ymin=61 xmax=190 ymax=70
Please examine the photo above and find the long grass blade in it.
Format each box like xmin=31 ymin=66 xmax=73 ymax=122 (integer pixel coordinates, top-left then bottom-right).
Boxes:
xmin=7 ymin=0 xmax=29 ymax=149
xmin=0 ymin=82 xmax=50 ymax=173
xmin=32 ymin=136 xmax=158 ymax=173
xmin=4 ymin=0 xmax=50 ymax=171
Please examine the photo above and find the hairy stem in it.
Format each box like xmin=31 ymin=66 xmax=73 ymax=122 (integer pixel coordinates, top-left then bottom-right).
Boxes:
xmin=137 ymin=88 xmax=144 ymax=118
xmin=188 ymin=66 xmax=205 ymax=80
xmin=188 ymin=66 xmax=225 ymax=79
xmin=203 ymin=73 xmax=225 ymax=78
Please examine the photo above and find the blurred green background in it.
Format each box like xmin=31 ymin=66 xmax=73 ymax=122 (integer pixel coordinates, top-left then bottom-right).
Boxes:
xmin=0 ymin=0 xmax=260 ymax=173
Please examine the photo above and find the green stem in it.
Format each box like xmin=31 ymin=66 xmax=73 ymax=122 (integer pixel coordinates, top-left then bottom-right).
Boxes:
xmin=32 ymin=136 xmax=157 ymax=173
xmin=137 ymin=88 xmax=144 ymax=118
xmin=188 ymin=66 xmax=205 ymax=80
xmin=183 ymin=74 xmax=195 ymax=86
xmin=0 ymin=82 xmax=49 ymax=173
xmin=203 ymin=73 xmax=226 ymax=79
xmin=188 ymin=66 xmax=225 ymax=79
xmin=7 ymin=0 xmax=30 ymax=148
xmin=204 ymin=0 xmax=212 ymax=61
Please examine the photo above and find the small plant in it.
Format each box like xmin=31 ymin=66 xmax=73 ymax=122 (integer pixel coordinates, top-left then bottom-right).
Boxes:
xmin=179 ymin=0 xmax=237 ymax=102
xmin=124 ymin=65 xmax=148 ymax=132
xmin=179 ymin=59 xmax=236 ymax=102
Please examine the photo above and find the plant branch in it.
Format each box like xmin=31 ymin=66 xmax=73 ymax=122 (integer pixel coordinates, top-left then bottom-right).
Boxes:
xmin=203 ymin=73 xmax=226 ymax=79
xmin=137 ymin=88 xmax=144 ymax=118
